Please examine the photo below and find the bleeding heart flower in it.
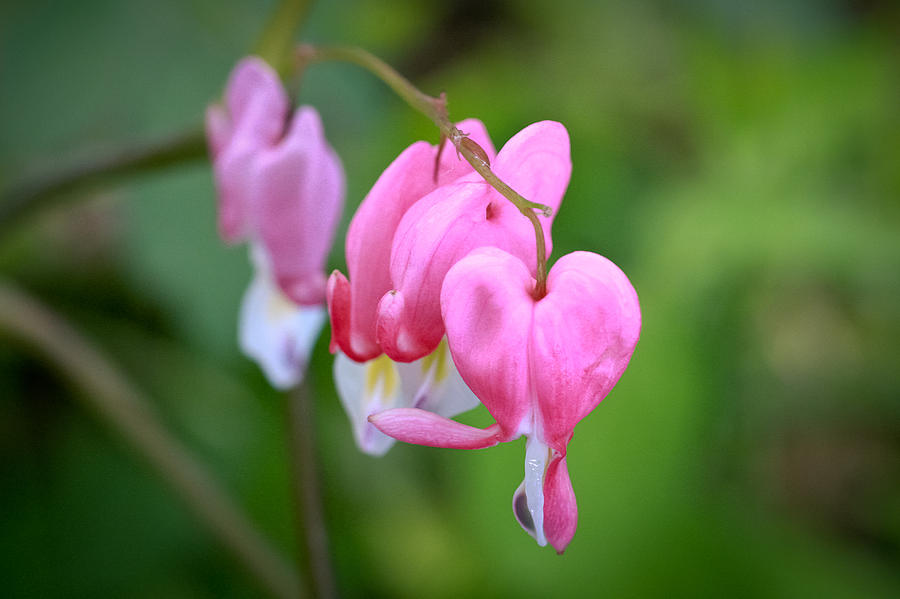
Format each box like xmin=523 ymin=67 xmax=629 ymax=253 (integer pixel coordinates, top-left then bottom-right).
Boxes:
xmin=375 ymin=121 xmax=571 ymax=362
xmin=206 ymin=56 xmax=344 ymax=388
xmin=326 ymin=119 xmax=495 ymax=362
xmin=370 ymin=247 xmax=641 ymax=552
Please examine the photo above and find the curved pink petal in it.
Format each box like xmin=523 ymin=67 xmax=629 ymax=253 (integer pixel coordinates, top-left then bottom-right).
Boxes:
xmin=224 ymin=56 xmax=288 ymax=147
xmin=326 ymin=270 xmax=371 ymax=360
xmin=378 ymin=174 xmax=550 ymax=362
xmin=376 ymin=123 xmax=568 ymax=362
xmin=328 ymin=120 xmax=494 ymax=362
xmin=439 ymin=247 xmax=535 ymax=435
xmin=330 ymin=141 xmax=435 ymax=361
xmin=368 ymin=408 xmax=503 ymax=449
xmin=543 ymin=455 xmax=577 ymax=554
xmin=492 ymin=121 xmax=571 ymax=255
xmin=531 ymin=251 xmax=641 ymax=450
xmin=255 ymin=107 xmax=344 ymax=306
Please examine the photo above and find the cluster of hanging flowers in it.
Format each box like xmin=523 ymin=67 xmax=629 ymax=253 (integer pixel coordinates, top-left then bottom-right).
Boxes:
xmin=207 ymin=54 xmax=641 ymax=553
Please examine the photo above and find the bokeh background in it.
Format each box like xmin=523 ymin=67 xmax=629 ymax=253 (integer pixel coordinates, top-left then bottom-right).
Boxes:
xmin=1 ymin=0 xmax=898 ymax=597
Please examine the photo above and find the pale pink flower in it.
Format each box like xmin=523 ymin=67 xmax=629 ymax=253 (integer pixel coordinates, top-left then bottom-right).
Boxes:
xmin=370 ymin=247 xmax=641 ymax=552
xmin=206 ymin=56 xmax=344 ymax=387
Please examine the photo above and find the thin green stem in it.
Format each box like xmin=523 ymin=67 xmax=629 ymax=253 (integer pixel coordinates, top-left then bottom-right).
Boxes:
xmin=287 ymin=380 xmax=337 ymax=599
xmin=254 ymin=0 xmax=314 ymax=76
xmin=296 ymin=44 xmax=551 ymax=296
xmin=0 ymin=280 xmax=302 ymax=599
xmin=0 ymin=129 xmax=207 ymax=237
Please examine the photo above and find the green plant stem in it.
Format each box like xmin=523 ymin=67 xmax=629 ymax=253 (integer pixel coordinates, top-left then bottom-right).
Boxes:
xmin=287 ymin=381 xmax=337 ymax=599
xmin=0 ymin=129 xmax=207 ymax=237
xmin=0 ymin=279 xmax=302 ymax=599
xmin=254 ymin=0 xmax=314 ymax=76
xmin=296 ymin=44 xmax=552 ymax=297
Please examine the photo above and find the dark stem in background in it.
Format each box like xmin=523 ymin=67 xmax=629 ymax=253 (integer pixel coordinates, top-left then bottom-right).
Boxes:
xmin=0 ymin=129 xmax=207 ymax=236
xmin=287 ymin=380 xmax=337 ymax=599
xmin=0 ymin=279 xmax=303 ymax=599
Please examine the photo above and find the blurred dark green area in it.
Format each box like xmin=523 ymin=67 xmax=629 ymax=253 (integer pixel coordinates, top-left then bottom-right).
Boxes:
xmin=1 ymin=0 xmax=899 ymax=597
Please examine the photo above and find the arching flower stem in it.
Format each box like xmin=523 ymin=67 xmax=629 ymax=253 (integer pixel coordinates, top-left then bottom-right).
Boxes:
xmin=295 ymin=44 xmax=550 ymax=297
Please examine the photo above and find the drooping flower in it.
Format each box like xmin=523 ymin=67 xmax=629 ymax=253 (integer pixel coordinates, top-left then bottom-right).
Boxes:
xmin=326 ymin=119 xmax=493 ymax=454
xmin=206 ymin=56 xmax=344 ymax=387
xmin=375 ymin=121 xmax=571 ymax=362
xmin=370 ymin=247 xmax=641 ymax=552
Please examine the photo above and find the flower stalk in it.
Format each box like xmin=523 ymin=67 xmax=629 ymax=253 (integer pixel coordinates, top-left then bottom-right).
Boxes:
xmin=295 ymin=44 xmax=551 ymax=297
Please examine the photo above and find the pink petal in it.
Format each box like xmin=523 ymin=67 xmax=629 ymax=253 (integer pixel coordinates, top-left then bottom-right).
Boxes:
xmin=255 ymin=107 xmax=344 ymax=306
xmin=378 ymin=176 xmax=554 ymax=362
xmin=439 ymin=247 xmax=536 ymax=436
xmin=543 ymin=455 xmax=578 ymax=554
xmin=329 ymin=141 xmax=435 ymax=361
xmin=224 ymin=57 xmax=288 ymax=147
xmin=531 ymin=251 xmax=641 ymax=450
xmin=329 ymin=120 xmax=495 ymax=362
xmin=368 ymin=408 xmax=503 ymax=449
xmin=212 ymin=141 xmax=259 ymax=243
xmin=326 ymin=270 xmax=377 ymax=361
xmin=376 ymin=123 xmax=568 ymax=362
xmin=492 ymin=121 xmax=571 ymax=255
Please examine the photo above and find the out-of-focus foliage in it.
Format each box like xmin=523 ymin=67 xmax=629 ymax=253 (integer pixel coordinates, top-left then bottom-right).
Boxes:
xmin=1 ymin=0 xmax=898 ymax=597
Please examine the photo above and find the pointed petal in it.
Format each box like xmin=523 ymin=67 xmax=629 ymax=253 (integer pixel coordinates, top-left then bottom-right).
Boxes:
xmin=239 ymin=249 xmax=325 ymax=389
xmin=369 ymin=408 xmax=503 ymax=449
xmin=333 ymin=352 xmax=403 ymax=456
xmin=493 ymin=121 xmax=571 ymax=255
xmin=439 ymin=247 xmax=535 ymax=435
xmin=543 ymin=455 xmax=577 ymax=553
xmin=256 ymin=106 xmax=344 ymax=306
xmin=531 ymin=251 xmax=641 ymax=449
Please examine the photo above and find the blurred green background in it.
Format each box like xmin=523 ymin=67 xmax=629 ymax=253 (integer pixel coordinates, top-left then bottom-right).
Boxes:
xmin=1 ymin=0 xmax=899 ymax=597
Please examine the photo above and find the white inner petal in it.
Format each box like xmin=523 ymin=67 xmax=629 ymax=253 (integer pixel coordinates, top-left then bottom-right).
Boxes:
xmin=522 ymin=435 xmax=550 ymax=546
xmin=238 ymin=251 xmax=324 ymax=390
xmin=333 ymin=353 xmax=401 ymax=456
xmin=394 ymin=338 xmax=480 ymax=418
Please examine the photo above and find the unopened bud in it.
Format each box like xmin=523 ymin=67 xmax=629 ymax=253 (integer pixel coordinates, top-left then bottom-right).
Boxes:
xmin=460 ymin=136 xmax=490 ymax=167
